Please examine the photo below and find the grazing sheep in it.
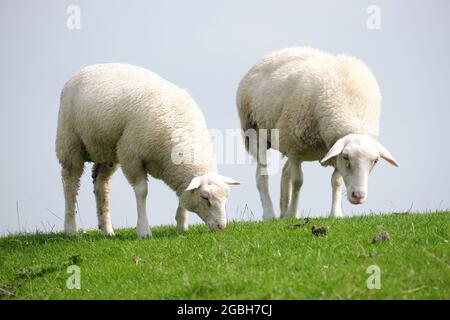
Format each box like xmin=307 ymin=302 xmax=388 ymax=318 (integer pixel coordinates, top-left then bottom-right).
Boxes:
xmin=237 ymin=47 xmax=399 ymax=219
xmin=56 ymin=63 xmax=239 ymax=237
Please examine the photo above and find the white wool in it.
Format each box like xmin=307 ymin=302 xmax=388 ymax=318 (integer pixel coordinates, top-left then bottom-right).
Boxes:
xmin=237 ymin=47 xmax=381 ymax=157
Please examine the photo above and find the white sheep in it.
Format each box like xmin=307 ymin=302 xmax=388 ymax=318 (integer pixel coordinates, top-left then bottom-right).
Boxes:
xmin=237 ymin=47 xmax=399 ymax=219
xmin=56 ymin=63 xmax=239 ymax=237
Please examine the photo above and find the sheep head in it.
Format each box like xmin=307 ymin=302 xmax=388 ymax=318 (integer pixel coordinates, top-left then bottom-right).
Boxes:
xmin=180 ymin=173 xmax=240 ymax=230
xmin=321 ymin=134 xmax=399 ymax=204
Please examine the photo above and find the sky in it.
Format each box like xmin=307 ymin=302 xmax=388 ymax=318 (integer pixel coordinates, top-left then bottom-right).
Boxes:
xmin=0 ymin=0 xmax=449 ymax=235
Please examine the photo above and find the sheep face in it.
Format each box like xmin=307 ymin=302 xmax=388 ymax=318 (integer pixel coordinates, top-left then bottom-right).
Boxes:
xmin=336 ymin=143 xmax=378 ymax=204
xmin=180 ymin=174 xmax=240 ymax=230
xmin=321 ymin=134 xmax=399 ymax=205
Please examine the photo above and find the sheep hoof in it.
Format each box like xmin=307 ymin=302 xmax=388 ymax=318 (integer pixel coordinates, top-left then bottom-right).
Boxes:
xmin=284 ymin=211 xmax=299 ymax=219
xmin=101 ymin=230 xmax=115 ymax=237
xmin=64 ymin=227 xmax=78 ymax=237
xmin=330 ymin=212 xmax=343 ymax=218
xmin=137 ymin=231 xmax=152 ymax=239
xmin=263 ymin=213 xmax=276 ymax=220
xmin=177 ymin=225 xmax=188 ymax=232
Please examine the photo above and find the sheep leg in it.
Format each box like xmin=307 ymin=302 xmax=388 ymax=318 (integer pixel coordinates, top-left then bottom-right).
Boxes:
xmin=280 ymin=160 xmax=292 ymax=218
xmin=62 ymin=164 xmax=84 ymax=236
xmin=256 ymin=163 xmax=276 ymax=220
xmin=248 ymin=130 xmax=275 ymax=220
xmin=255 ymin=148 xmax=276 ymax=220
xmin=330 ymin=168 xmax=344 ymax=218
xmin=92 ymin=163 xmax=118 ymax=236
xmin=134 ymin=177 xmax=151 ymax=238
xmin=122 ymin=163 xmax=151 ymax=238
xmin=285 ymin=159 xmax=303 ymax=218
xmin=176 ymin=205 xmax=188 ymax=231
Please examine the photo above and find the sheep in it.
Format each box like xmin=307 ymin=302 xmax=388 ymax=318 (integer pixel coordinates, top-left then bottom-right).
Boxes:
xmin=56 ymin=63 xmax=240 ymax=238
xmin=237 ymin=47 xmax=399 ymax=219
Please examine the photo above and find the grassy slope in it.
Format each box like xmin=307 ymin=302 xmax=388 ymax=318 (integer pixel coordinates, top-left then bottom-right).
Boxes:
xmin=0 ymin=212 xmax=449 ymax=300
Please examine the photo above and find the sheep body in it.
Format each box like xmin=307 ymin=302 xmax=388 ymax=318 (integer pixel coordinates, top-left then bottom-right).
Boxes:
xmin=237 ymin=47 xmax=381 ymax=159
xmin=57 ymin=63 xmax=216 ymax=193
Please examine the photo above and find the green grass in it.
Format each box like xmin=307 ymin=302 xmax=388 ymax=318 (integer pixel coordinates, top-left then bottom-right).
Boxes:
xmin=0 ymin=212 xmax=449 ymax=299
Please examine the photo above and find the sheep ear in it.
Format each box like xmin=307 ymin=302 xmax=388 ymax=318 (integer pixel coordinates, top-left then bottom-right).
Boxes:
xmin=219 ymin=175 xmax=241 ymax=185
xmin=375 ymin=142 xmax=400 ymax=167
xmin=185 ymin=176 xmax=203 ymax=191
xmin=320 ymin=137 xmax=347 ymax=165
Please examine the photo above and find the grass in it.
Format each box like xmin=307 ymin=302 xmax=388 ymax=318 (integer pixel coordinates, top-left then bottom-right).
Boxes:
xmin=0 ymin=212 xmax=449 ymax=300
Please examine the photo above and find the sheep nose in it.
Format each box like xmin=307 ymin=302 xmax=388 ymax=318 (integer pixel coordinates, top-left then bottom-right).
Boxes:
xmin=217 ymin=223 xmax=226 ymax=230
xmin=351 ymin=191 xmax=366 ymax=203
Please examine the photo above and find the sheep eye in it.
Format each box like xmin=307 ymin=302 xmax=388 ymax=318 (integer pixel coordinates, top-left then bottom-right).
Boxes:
xmin=342 ymin=154 xmax=349 ymax=161
xmin=202 ymin=196 xmax=211 ymax=206
xmin=374 ymin=158 xmax=379 ymax=164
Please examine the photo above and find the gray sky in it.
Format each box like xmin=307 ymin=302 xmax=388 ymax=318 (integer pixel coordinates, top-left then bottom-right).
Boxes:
xmin=1 ymin=0 xmax=449 ymax=235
